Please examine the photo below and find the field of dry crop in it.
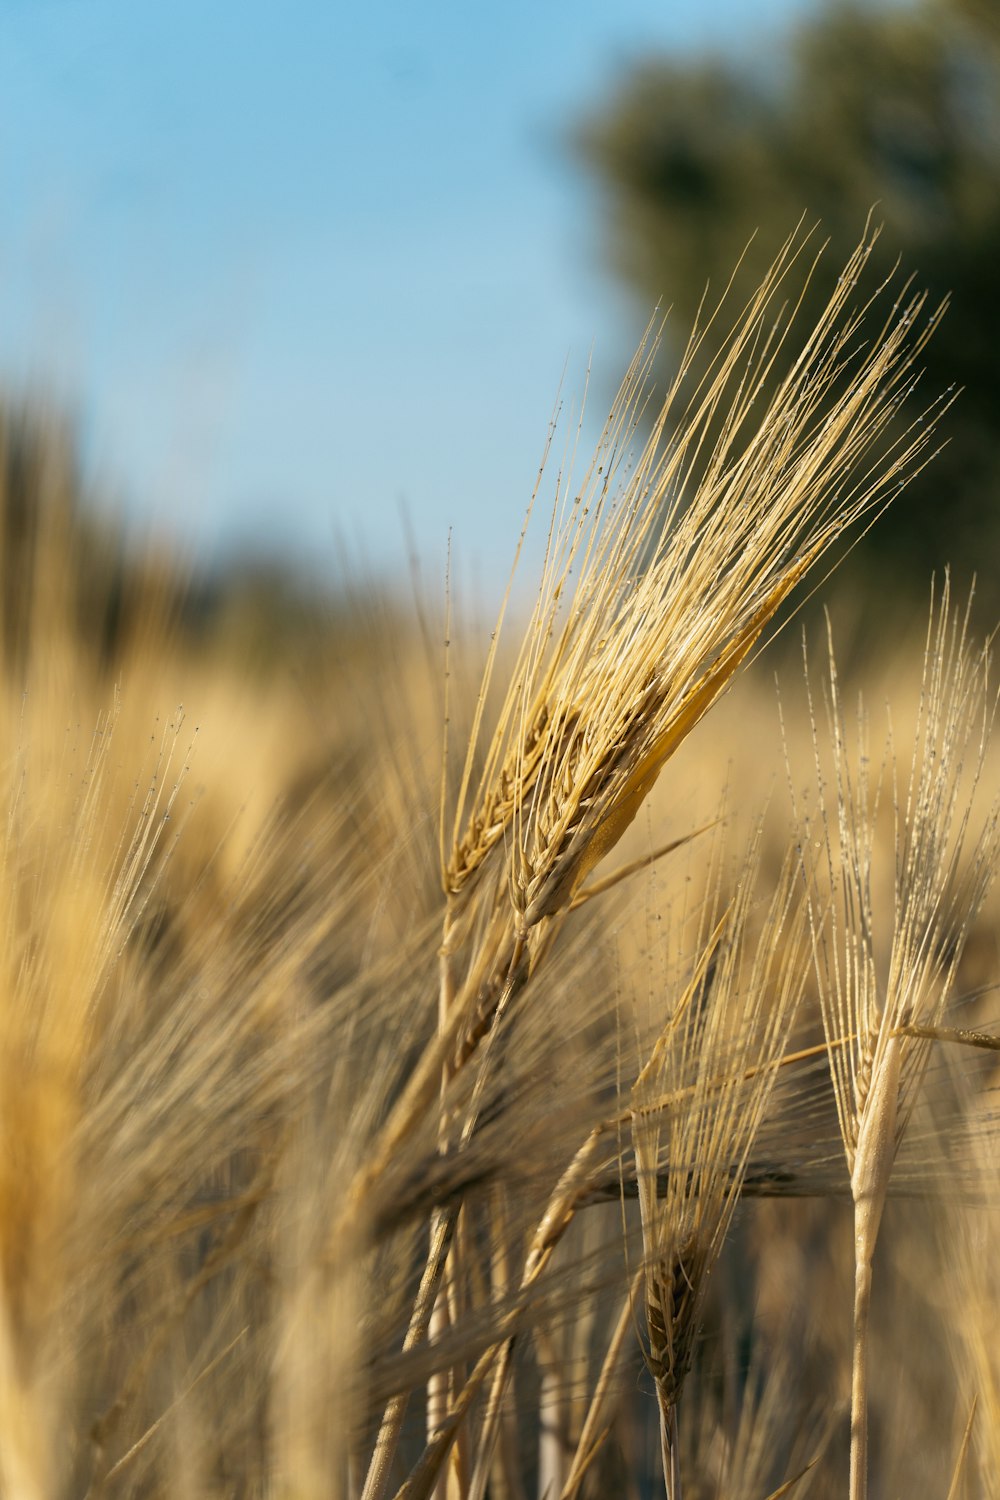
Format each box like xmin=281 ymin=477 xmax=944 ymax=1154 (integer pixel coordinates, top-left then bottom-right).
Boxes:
xmin=0 ymin=228 xmax=998 ymax=1500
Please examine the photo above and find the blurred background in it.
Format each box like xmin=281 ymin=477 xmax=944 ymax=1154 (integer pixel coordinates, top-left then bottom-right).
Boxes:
xmin=1 ymin=0 xmax=998 ymax=627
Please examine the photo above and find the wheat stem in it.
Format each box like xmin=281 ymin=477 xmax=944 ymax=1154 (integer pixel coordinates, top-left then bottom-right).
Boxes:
xmin=360 ymin=1207 xmax=458 ymax=1500
xmin=559 ymin=1270 xmax=643 ymax=1500
xmin=849 ymin=1256 xmax=873 ymax=1500
xmin=660 ymin=1400 xmax=683 ymax=1500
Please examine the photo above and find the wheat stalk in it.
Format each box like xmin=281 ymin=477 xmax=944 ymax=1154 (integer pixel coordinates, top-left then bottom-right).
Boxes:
xmin=799 ymin=577 xmax=1000 ymax=1500
xmin=357 ymin=222 xmax=948 ymax=1500
xmin=632 ymin=835 xmax=809 ymax=1498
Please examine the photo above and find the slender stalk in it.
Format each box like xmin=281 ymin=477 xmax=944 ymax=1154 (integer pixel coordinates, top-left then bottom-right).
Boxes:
xmin=843 ymin=1031 xmax=901 ymax=1500
xmin=429 ymin=928 xmax=460 ymax=1500
xmin=797 ymin=582 xmax=1000 ymax=1498
xmin=536 ymin=1327 xmax=566 ymax=1500
xmin=849 ymin=1256 xmax=873 ymax=1500
xmin=660 ymin=1402 xmax=682 ymax=1500
xmin=847 ymin=1031 xmax=901 ymax=1500
xmin=363 ymin=927 xmax=528 ymax=1500
xmin=394 ymin=1343 xmax=501 ymax=1500
xmin=427 ymin=1284 xmax=452 ymax=1500
xmin=361 ymin=1207 xmax=459 ymax=1500
xmin=416 ymin=1131 xmax=606 ymax=1500
xmin=945 ymin=1396 xmax=977 ymax=1500
xmin=560 ymin=1272 xmax=643 ymax=1500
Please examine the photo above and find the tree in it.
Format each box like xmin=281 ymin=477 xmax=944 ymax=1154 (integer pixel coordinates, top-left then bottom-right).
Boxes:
xmin=574 ymin=0 xmax=1000 ymax=611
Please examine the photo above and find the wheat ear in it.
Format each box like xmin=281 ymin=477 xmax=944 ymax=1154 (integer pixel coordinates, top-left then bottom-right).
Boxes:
xmin=360 ymin=223 xmax=946 ymax=1500
xmin=632 ymin=834 xmax=809 ymax=1498
xmin=802 ymin=578 xmax=1000 ymax=1500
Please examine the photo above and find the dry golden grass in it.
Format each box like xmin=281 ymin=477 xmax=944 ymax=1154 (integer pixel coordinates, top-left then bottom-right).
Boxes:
xmin=0 ymin=227 xmax=998 ymax=1500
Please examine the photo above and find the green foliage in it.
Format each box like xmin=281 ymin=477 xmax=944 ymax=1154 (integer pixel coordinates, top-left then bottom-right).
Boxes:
xmin=574 ymin=0 xmax=1000 ymax=611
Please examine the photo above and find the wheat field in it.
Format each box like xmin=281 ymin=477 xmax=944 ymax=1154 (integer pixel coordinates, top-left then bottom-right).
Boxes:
xmin=0 ymin=228 xmax=998 ymax=1500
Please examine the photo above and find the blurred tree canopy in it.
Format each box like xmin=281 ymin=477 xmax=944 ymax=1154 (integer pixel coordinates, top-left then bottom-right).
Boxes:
xmin=0 ymin=401 xmax=356 ymax=684
xmin=574 ymin=0 xmax=1000 ymax=613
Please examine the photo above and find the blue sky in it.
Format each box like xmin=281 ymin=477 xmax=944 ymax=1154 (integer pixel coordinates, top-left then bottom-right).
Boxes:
xmin=0 ymin=0 xmax=830 ymax=592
